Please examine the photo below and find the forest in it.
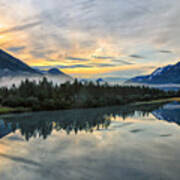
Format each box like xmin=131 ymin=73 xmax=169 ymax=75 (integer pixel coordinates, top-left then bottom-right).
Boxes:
xmin=0 ymin=77 xmax=178 ymax=111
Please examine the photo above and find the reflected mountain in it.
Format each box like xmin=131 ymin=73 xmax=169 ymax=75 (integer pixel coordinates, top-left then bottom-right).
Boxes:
xmin=0 ymin=120 xmax=11 ymax=138
xmin=0 ymin=102 xmax=176 ymax=141
xmin=152 ymin=102 xmax=180 ymax=125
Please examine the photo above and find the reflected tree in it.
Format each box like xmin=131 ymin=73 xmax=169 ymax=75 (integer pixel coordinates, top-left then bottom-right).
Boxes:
xmin=1 ymin=102 xmax=165 ymax=141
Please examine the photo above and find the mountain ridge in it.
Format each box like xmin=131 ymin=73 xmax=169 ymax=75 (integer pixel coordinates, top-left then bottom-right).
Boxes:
xmin=41 ymin=68 xmax=72 ymax=79
xmin=0 ymin=49 xmax=41 ymax=76
xmin=0 ymin=49 xmax=71 ymax=79
xmin=126 ymin=61 xmax=180 ymax=84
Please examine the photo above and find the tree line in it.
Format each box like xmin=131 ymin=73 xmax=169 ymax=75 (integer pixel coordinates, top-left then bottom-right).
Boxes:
xmin=0 ymin=77 xmax=178 ymax=111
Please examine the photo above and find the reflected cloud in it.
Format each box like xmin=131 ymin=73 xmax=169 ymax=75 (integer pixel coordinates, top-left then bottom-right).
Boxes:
xmin=0 ymin=153 xmax=42 ymax=167
xmin=0 ymin=102 xmax=180 ymax=180
xmin=130 ymin=128 xmax=144 ymax=133
xmin=159 ymin=50 xmax=173 ymax=54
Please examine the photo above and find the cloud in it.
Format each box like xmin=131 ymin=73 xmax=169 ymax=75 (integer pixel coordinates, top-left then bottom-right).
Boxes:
xmin=0 ymin=0 xmax=180 ymax=78
xmin=34 ymin=61 xmax=129 ymax=70
xmin=30 ymin=50 xmax=55 ymax=59
xmin=0 ymin=21 xmax=42 ymax=35
xmin=92 ymin=56 xmax=113 ymax=59
xmin=65 ymin=57 xmax=90 ymax=61
xmin=94 ymin=63 xmax=116 ymax=67
xmin=61 ymin=64 xmax=92 ymax=68
xmin=111 ymin=59 xmax=134 ymax=65
xmin=129 ymin=54 xmax=145 ymax=59
xmin=45 ymin=59 xmax=58 ymax=62
xmin=92 ymin=56 xmax=134 ymax=65
xmin=7 ymin=46 xmax=26 ymax=53
xmin=30 ymin=50 xmax=46 ymax=58
xmin=34 ymin=64 xmax=92 ymax=70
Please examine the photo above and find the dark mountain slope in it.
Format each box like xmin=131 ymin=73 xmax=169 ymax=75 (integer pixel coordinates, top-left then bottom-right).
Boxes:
xmin=0 ymin=49 xmax=41 ymax=76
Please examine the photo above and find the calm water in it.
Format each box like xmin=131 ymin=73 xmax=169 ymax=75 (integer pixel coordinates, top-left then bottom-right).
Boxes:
xmin=0 ymin=103 xmax=180 ymax=180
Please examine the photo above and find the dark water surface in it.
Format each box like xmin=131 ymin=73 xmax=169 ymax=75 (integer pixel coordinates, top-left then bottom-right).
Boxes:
xmin=0 ymin=103 xmax=180 ymax=180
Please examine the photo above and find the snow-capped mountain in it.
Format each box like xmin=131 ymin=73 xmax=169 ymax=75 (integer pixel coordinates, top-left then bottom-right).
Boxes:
xmin=126 ymin=62 xmax=180 ymax=84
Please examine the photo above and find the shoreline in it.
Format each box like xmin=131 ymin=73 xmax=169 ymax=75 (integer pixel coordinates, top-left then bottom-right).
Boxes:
xmin=131 ymin=97 xmax=180 ymax=106
xmin=0 ymin=97 xmax=180 ymax=116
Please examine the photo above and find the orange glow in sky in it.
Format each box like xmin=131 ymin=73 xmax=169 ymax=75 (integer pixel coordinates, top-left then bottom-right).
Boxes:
xmin=0 ymin=0 xmax=179 ymax=79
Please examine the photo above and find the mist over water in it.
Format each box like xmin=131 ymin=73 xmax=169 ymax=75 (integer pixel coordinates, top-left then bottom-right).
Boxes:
xmin=2 ymin=75 xmax=180 ymax=92
xmin=0 ymin=75 xmax=73 ymax=88
xmin=123 ymin=82 xmax=180 ymax=91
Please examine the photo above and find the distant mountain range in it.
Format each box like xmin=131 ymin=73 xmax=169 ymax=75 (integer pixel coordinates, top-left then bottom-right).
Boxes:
xmin=0 ymin=49 xmax=71 ymax=80
xmin=126 ymin=61 xmax=180 ymax=84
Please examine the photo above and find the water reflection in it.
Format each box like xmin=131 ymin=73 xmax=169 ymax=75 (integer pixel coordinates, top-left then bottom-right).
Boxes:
xmin=0 ymin=102 xmax=180 ymax=180
xmin=0 ymin=103 xmax=167 ymax=141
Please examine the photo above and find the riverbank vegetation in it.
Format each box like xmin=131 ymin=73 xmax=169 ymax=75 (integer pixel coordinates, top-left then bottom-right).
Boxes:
xmin=0 ymin=106 xmax=30 ymax=115
xmin=0 ymin=77 xmax=179 ymax=112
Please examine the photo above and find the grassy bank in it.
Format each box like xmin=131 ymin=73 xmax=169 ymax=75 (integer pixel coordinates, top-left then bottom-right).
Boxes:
xmin=0 ymin=107 xmax=31 ymax=115
xmin=133 ymin=97 xmax=180 ymax=106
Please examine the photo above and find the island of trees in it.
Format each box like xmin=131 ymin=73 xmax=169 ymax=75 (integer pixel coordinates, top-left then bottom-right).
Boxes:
xmin=0 ymin=77 xmax=178 ymax=112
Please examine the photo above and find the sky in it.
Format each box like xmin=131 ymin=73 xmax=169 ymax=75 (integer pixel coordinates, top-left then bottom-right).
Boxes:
xmin=0 ymin=0 xmax=180 ymax=79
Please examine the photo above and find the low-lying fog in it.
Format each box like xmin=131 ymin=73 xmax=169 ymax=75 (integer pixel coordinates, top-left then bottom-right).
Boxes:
xmin=123 ymin=82 xmax=180 ymax=91
xmin=0 ymin=75 xmax=73 ymax=88
xmin=0 ymin=76 xmax=180 ymax=92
